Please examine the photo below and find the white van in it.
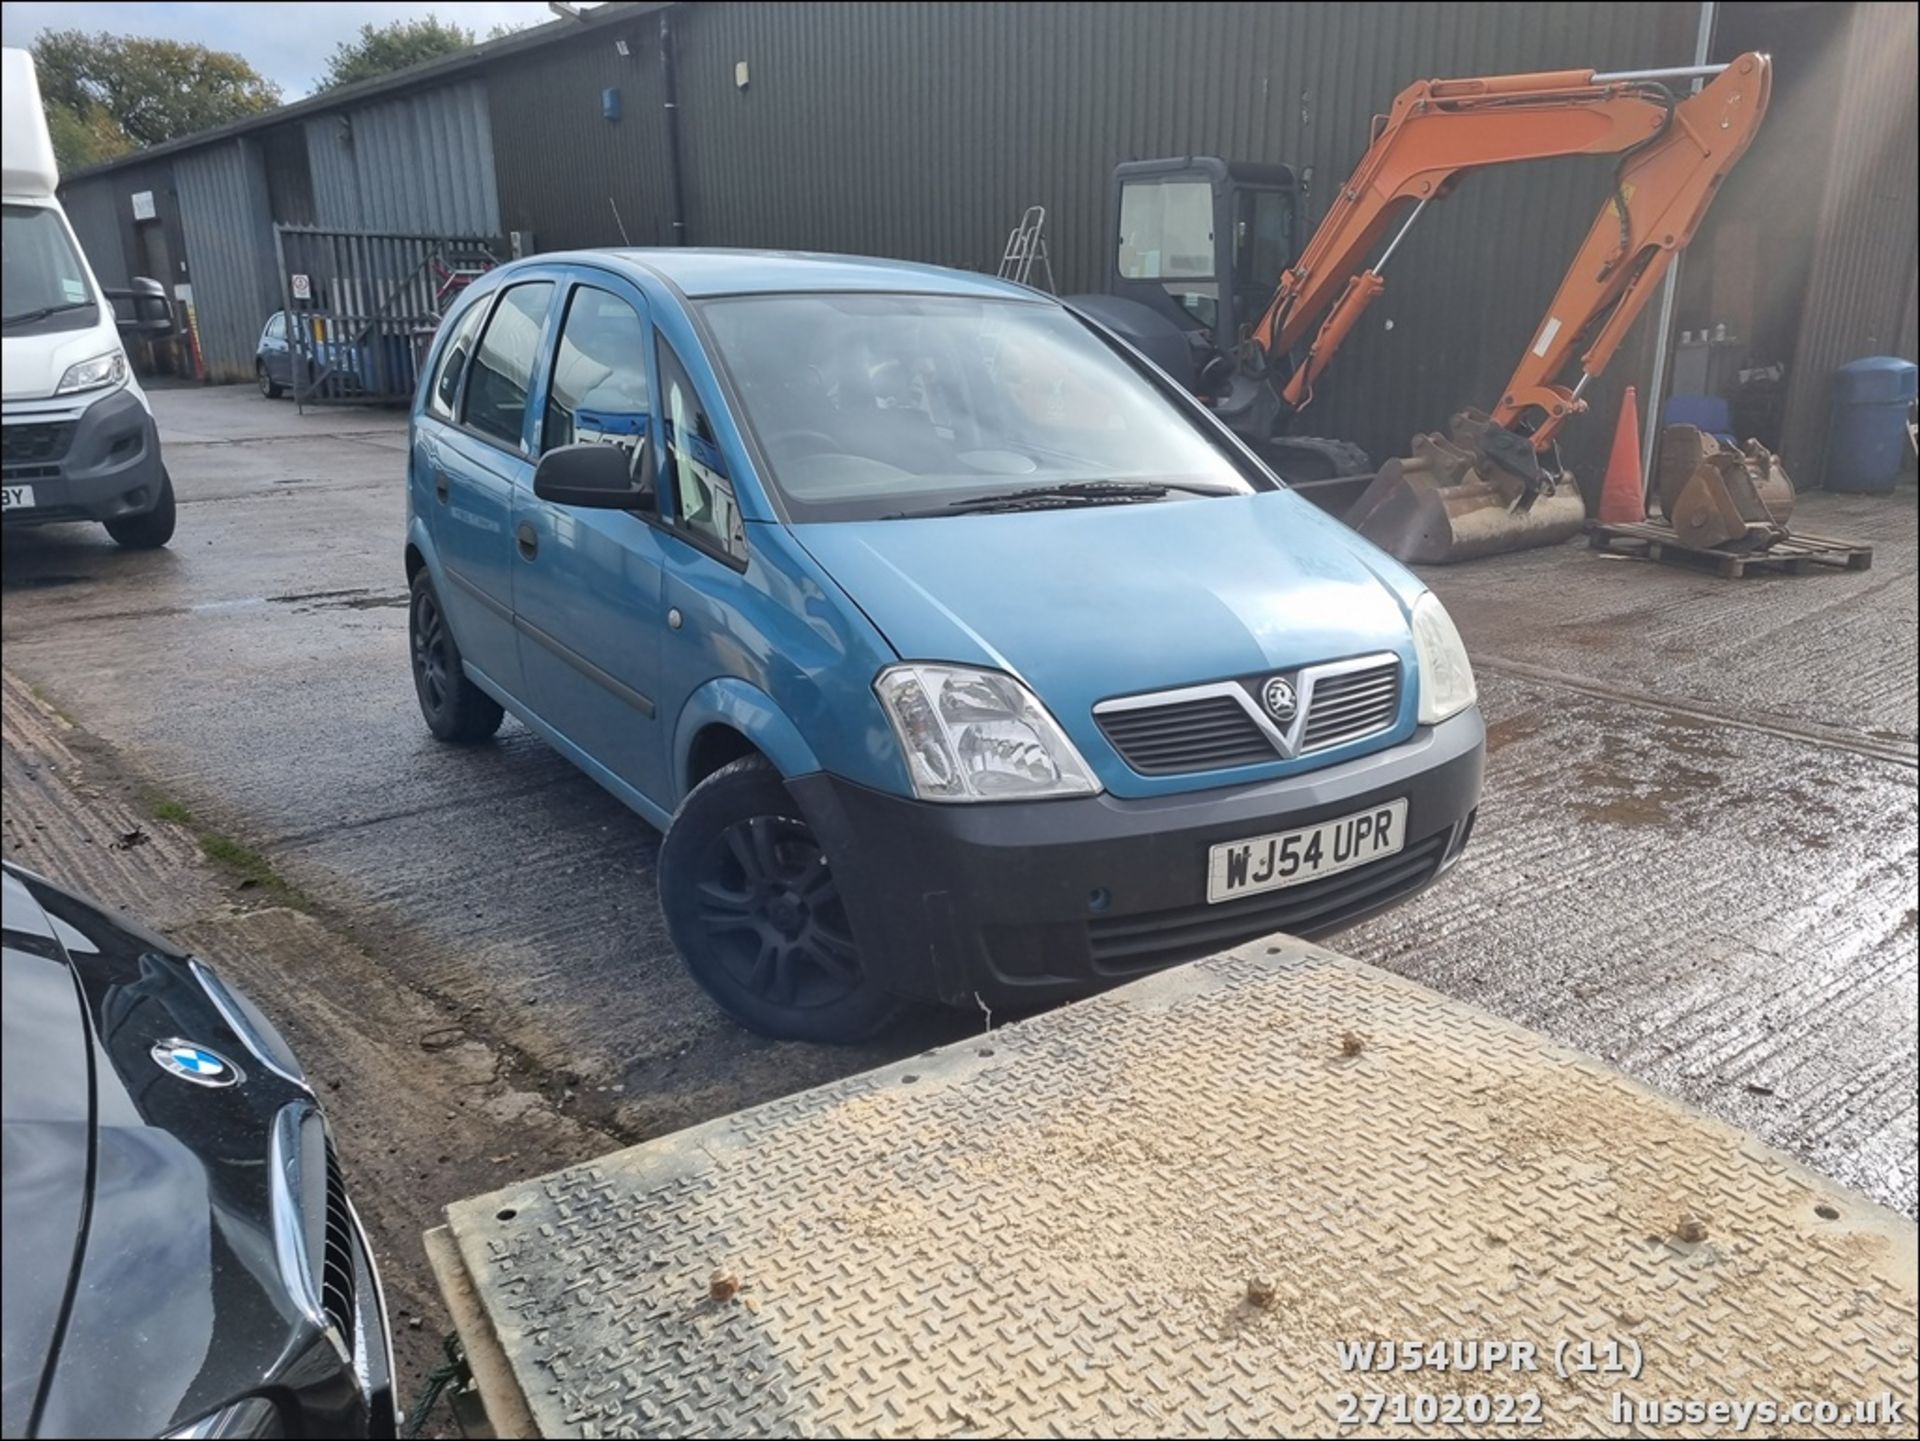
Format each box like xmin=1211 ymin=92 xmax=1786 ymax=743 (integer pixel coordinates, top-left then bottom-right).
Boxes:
xmin=3 ymin=47 xmax=176 ymax=548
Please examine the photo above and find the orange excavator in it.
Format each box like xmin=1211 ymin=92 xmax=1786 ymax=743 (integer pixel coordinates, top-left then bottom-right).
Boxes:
xmin=1073 ymin=53 xmax=1772 ymax=562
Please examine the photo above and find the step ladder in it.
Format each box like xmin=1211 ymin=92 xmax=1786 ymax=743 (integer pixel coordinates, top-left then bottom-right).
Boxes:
xmin=996 ymin=205 xmax=1055 ymax=292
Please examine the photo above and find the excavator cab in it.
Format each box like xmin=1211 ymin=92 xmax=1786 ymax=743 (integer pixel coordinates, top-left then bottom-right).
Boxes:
xmin=1107 ymin=157 xmax=1298 ymax=372
xmin=1073 ymin=158 xmax=1297 ymax=403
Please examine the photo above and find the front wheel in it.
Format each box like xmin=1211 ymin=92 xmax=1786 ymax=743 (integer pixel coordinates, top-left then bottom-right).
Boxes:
xmin=659 ymin=756 xmax=904 ymax=1043
xmin=104 ymin=470 xmax=176 ymax=549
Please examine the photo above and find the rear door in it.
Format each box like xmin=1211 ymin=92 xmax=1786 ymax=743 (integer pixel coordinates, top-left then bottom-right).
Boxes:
xmin=260 ymin=313 xmax=292 ymax=385
xmin=421 ymin=278 xmax=559 ymax=694
xmin=510 ymin=272 xmax=671 ymax=807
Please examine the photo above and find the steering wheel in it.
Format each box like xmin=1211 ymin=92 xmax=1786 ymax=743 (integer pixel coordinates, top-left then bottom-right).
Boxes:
xmin=766 ymin=428 xmax=841 ymax=456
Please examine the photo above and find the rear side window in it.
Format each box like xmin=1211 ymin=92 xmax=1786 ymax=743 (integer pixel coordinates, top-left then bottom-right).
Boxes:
xmin=543 ymin=286 xmax=649 ymax=464
xmin=658 ymin=339 xmax=743 ymax=560
xmin=461 ymin=282 xmax=554 ymax=448
xmin=426 ymin=299 xmax=486 ymax=422
xmin=265 ymin=313 xmax=287 ymax=342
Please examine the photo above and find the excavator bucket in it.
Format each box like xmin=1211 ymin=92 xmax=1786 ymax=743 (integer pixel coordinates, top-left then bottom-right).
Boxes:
xmin=1654 ymin=424 xmax=1795 ymax=551
xmin=1344 ymin=411 xmax=1588 ymax=564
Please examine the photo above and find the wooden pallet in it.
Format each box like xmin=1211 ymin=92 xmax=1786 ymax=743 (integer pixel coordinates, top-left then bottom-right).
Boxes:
xmin=1586 ymin=520 xmax=1874 ymax=577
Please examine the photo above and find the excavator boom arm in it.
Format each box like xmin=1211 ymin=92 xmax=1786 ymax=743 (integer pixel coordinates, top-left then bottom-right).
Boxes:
xmin=1251 ymin=55 xmax=1772 ymax=447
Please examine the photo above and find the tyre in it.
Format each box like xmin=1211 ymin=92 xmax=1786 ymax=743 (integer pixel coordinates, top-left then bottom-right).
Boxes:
xmin=257 ymin=361 xmax=283 ymax=399
xmin=104 ymin=470 xmax=176 ymax=550
xmin=659 ymin=755 xmax=905 ymax=1043
xmin=408 ymin=569 xmax=504 ymax=743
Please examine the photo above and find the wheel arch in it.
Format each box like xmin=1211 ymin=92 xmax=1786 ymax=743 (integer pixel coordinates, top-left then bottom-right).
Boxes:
xmin=672 ymin=678 xmax=822 ymax=806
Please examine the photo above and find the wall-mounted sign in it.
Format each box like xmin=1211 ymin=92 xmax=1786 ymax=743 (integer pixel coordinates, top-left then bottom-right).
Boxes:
xmin=131 ymin=190 xmax=156 ymax=221
xmin=290 ymin=273 xmax=312 ymax=301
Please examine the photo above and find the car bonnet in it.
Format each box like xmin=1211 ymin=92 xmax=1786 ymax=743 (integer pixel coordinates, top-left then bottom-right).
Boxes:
xmin=793 ymin=488 xmax=1424 ymax=797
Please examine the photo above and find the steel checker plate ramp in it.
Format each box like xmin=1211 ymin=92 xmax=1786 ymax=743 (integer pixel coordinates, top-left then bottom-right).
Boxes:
xmin=443 ymin=939 xmax=1917 ymax=1438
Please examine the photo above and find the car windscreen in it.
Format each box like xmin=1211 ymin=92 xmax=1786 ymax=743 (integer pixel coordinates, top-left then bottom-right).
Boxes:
xmin=2 ymin=204 xmax=99 ymax=335
xmin=696 ymin=292 xmax=1257 ymax=522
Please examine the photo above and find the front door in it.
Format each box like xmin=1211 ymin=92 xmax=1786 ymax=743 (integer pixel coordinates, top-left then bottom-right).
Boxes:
xmin=428 ymin=278 xmax=556 ymax=693
xmin=510 ymin=275 xmax=671 ymax=807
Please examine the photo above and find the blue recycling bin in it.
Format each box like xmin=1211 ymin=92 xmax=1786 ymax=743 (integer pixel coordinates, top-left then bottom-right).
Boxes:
xmin=1823 ymin=356 xmax=1916 ymax=492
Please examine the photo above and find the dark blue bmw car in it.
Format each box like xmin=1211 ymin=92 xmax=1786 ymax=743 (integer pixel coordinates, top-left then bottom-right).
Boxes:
xmin=1 ymin=862 xmax=396 ymax=1438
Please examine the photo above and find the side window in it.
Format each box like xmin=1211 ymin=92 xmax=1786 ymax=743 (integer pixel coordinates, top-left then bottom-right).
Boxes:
xmin=658 ymin=339 xmax=743 ymax=559
xmin=543 ymin=286 xmax=649 ymax=470
xmin=426 ymin=298 xmax=487 ymax=423
xmin=460 ymin=281 xmax=554 ymax=448
xmin=265 ymin=313 xmax=287 ymax=342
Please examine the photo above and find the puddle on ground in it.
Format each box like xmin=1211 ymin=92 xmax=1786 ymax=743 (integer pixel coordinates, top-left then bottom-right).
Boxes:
xmin=1485 ymin=713 xmax=1545 ymax=755
xmin=1569 ymin=757 xmax=1726 ymax=829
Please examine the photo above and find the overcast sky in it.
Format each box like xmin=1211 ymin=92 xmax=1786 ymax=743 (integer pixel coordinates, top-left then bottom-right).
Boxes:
xmin=1 ymin=2 xmax=568 ymax=99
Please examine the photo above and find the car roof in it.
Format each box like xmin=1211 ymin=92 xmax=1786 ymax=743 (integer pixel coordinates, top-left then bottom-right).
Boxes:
xmin=539 ymin=247 xmax=1046 ymax=302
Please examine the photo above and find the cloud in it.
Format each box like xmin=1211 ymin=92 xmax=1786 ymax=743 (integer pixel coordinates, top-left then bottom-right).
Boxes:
xmin=1 ymin=1 xmax=559 ymax=98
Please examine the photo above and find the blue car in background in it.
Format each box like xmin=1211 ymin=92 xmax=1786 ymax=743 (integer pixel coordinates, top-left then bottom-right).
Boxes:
xmin=402 ymin=250 xmax=1484 ymax=1041
xmin=256 ymin=311 xmax=382 ymax=400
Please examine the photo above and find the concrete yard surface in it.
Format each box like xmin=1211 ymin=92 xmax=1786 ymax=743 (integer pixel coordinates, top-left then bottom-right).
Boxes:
xmin=437 ymin=938 xmax=1919 ymax=1439
xmin=2 ymin=385 xmax=1916 ymax=1415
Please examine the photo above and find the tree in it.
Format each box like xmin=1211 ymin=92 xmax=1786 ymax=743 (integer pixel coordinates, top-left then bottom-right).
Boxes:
xmin=31 ymin=30 xmax=280 ymax=155
xmin=44 ymin=99 xmax=135 ymax=174
xmin=317 ymin=17 xmax=477 ymax=91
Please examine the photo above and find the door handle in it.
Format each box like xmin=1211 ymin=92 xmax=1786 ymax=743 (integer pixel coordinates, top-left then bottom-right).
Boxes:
xmin=516 ymin=521 xmax=539 ymax=560
xmin=433 ymin=469 xmax=449 ymax=503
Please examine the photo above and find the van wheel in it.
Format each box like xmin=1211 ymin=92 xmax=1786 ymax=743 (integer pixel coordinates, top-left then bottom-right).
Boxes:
xmin=257 ymin=362 xmax=283 ymax=399
xmin=660 ymin=755 xmax=904 ymax=1043
xmin=105 ymin=470 xmax=176 ymax=549
xmin=409 ymin=570 xmax=504 ymax=743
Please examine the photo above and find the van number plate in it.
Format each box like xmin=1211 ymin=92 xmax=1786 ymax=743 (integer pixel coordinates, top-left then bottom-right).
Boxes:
xmin=1 ymin=485 xmax=36 ymax=512
xmin=1206 ymin=798 xmax=1408 ymax=904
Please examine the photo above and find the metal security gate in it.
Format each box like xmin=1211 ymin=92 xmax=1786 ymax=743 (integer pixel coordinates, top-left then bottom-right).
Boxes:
xmin=272 ymin=225 xmax=502 ymax=407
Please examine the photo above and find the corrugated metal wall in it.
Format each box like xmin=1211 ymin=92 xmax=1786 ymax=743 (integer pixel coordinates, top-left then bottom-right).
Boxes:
xmin=174 ymin=139 xmax=282 ymax=382
xmin=1778 ymin=1 xmax=1920 ymax=484
xmin=488 ymin=22 xmax=675 ymax=251
xmin=59 ymin=177 xmax=131 ymax=291
xmin=498 ymin=0 xmax=1695 ymax=479
xmin=306 ymin=79 xmax=500 ymax=235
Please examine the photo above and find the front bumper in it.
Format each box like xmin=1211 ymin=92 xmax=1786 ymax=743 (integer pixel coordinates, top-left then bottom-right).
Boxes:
xmin=1 ymin=387 xmax=165 ymax=526
xmin=793 ymin=706 xmax=1485 ymax=1008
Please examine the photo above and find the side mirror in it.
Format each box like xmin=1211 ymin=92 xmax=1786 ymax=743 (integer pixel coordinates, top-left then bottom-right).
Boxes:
xmin=533 ymin=439 xmax=655 ymax=510
xmin=104 ymin=277 xmax=175 ymax=337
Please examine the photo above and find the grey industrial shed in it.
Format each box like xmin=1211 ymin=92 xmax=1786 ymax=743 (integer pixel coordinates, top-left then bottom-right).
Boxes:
xmin=56 ymin=0 xmax=1919 ymax=483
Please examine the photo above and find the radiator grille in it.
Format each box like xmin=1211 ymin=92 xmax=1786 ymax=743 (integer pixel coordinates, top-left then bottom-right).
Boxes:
xmin=1096 ymin=694 xmax=1277 ymax=775
xmin=2 ymin=421 xmax=76 ymax=470
xmin=320 ymin=1141 xmax=358 ymax=1344
xmin=1301 ymin=660 xmax=1401 ymax=753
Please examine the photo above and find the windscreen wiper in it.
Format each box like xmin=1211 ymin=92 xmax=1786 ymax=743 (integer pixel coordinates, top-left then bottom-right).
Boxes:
xmin=890 ymin=480 xmax=1236 ymax=518
xmin=2 ymin=300 xmax=95 ymax=329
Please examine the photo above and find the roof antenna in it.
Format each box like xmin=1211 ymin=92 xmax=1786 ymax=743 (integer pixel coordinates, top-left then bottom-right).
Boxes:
xmin=608 ymin=196 xmax=632 ymax=246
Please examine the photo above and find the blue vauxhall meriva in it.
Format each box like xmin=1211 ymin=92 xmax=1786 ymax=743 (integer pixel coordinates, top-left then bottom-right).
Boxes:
xmin=404 ymin=250 xmax=1483 ymax=1042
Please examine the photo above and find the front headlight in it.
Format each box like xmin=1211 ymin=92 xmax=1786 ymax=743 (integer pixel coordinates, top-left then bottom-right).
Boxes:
xmin=1411 ymin=592 xmax=1477 ymax=724
xmin=55 ymin=348 xmax=128 ymax=396
xmin=875 ymin=664 xmax=1101 ymax=802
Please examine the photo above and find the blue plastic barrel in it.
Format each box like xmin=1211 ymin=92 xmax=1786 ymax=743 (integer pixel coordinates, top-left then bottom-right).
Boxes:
xmin=1823 ymin=356 xmax=1916 ymax=492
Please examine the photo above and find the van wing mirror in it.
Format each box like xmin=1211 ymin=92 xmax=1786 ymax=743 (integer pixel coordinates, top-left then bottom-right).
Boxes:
xmin=533 ymin=439 xmax=655 ymax=511
xmin=103 ymin=277 xmax=175 ymax=337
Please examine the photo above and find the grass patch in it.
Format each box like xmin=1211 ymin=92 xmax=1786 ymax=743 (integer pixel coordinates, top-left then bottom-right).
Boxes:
xmin=24 ymin=682 xmax=79 ymax=728
xmin=141 ymin=786 xmax=309 ymax=905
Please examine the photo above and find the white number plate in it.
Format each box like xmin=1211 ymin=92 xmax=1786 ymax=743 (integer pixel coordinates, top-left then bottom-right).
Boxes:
xmin=1207 ymin=798 xmax=1408 ymax=903
xmin=1 ymin=485 xmax=37 ymax=512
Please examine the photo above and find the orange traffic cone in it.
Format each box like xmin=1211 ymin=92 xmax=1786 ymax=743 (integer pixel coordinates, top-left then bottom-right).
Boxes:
xmin=1597 ymin=386 xmax=1645 ymax=525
